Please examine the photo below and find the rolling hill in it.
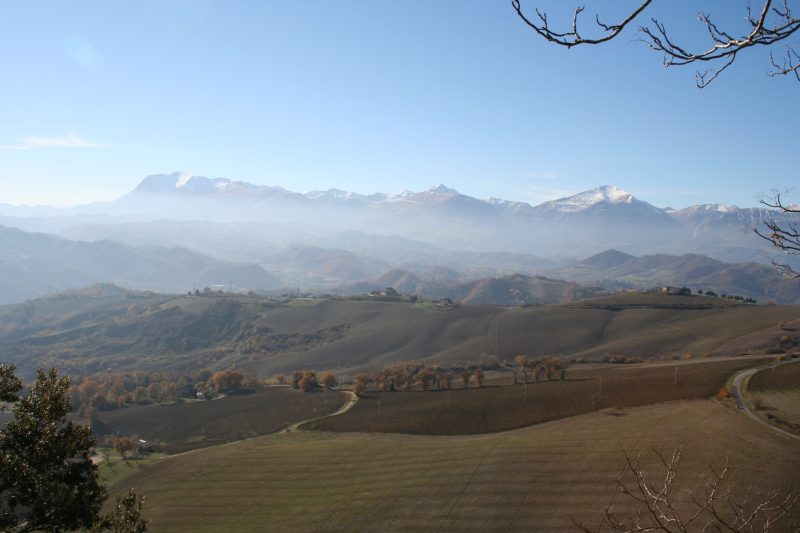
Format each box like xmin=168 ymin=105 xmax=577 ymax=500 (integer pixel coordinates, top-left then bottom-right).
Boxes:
xmin=550 ymin=250 xmax=800 ymax=303
xmin=2 ymin=290 xmax=798 ymax=380
xmin=0 ymin=225 xmax=282 ymax=303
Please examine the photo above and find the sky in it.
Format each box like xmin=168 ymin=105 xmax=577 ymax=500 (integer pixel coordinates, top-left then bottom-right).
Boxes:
xmin=0 ymin=0 xmax=797 ymax=209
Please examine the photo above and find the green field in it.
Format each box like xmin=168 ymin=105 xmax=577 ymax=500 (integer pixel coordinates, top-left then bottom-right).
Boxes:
xmin=109 ymin=399 xmax=800 ymax=532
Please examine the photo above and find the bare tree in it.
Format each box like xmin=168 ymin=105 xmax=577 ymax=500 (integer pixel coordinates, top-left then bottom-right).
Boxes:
xmin=575 ymin=445 xmax=798 ymax=532
xmin=511 ymin=0 xmax=800 ymax=87
xmin=754 ymin=191 xmax=800 ymax=278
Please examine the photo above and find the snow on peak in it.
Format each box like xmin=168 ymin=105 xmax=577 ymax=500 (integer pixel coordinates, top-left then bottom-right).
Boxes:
xmin=428 ymin=184 xmax=459 ymax=195
xmin=305 ymin=188 xmax=365 ymax=203
xmin=547 ymin=185 xmax=635 ymax=212
xmin=175 ymin=172 xmax=193 ymax=188
xmin=385 ymin=189 xmax=415 ymax=202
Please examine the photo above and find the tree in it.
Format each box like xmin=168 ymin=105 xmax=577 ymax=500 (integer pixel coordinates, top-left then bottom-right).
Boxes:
xmin=512 ymin=1 xmax=800 ymax=88
xmin=574 ymin=445 xmax=798 ymax=532
xmin=291 ymin=370 xmax=304 ymax=389
xmin=514 ymin=355 xmax=530 ymax=384
xmin=415 ymin=367 xmax=434 ymax=391
xmin=207 ymin=369 xmax=244 ymax=393
xmin=352 ymin=373 xmax=370 ymax=396
xmin=298 ymin=370 xmax=319 ymax=392
xmin=474 ymin=368 xmax=485 ymax=387
xmin=438 ymin=372 xmax=452 ymax=391
xmin=0 ymin=365 xmax=149 ymax=532
xmin=93 ymin=489 xmax=150 ymax=533
xmin=273 ymin=373 xmax=287 ymax=385
xmin=115 ymin=436 xmax=137 ymax=459
xmin=460 ymin=370 xmax=473 ymax=389
xmin=755 ymin=192 xmax=800 ymax=278
xmin=320 ymin=371 xmax=338 ymax=389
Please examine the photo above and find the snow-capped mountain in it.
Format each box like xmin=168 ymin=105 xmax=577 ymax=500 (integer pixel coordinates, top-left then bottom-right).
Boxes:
xmin=1 ymin=172 xmax=795 ymax=266
xmin=532 ymin=185 xmax=669 ymax=221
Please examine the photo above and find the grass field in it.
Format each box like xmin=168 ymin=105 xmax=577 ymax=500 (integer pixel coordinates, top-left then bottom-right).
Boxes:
xmin=309 ymin=358 xmax=758 ymax=435
xmin=94 ymin=387 xmax=345 ymax=453
xmin=110 ymin=399 xmax=800 ymax=532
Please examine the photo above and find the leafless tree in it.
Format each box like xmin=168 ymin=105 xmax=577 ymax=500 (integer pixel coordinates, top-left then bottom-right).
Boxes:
xmin=511 ymin=0 xmax=800 ymax=87
xmin=754 ymin=192 xmax=800 ymax=278
xmin=574 ymin=445 xmax=798 ymax=532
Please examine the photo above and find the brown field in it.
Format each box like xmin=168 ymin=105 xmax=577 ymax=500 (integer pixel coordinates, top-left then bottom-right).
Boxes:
xmin=110 ymin=400 xmax=800 ymax=532
xmin=94 ymin=387 xmax=345 ymax=453
xmin=749 ymin=358 xmax=800 ymax=391
xmin=308 ymin=358 xmax=758 ymax=435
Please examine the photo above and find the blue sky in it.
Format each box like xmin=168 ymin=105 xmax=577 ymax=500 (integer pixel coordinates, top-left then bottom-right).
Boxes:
xmin=0 ymin=1 xmax=797 ymax=208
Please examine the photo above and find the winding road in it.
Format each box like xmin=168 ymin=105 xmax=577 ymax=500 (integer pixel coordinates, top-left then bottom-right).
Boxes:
xmin=730 ymin=359 xmax=800 ymax=442
xmin=277 ymin=390 xmax=359 ymax=434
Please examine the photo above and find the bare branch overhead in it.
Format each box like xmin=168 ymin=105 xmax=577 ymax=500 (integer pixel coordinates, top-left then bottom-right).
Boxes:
xmin=512 ymin=1 xmax=800 ymax=87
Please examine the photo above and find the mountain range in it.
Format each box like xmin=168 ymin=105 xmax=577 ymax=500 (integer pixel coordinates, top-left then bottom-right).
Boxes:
xmin=0 ymin=172 xmax=797 ymax=305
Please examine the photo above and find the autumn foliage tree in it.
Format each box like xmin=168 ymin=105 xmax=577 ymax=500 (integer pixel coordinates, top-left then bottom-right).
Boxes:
xmin=352 ymin=373 xmax=370 ymax=396
xmin=298 ymin=370 xmax=319 ymax=392
xmin=460 ymin=370 xmax=472 ymax=388
xmin=320 ymin=371 xmax=338 ymax=389
xmin=291 ymin=370 xmax=304 ymax=389
xmin=115 ymin=436 xmax=136 ymax=459
xmin=474 ymin=368 xmax=485 ymax=387
xmin=415 ymin=367 xmax=434 ymax=391
xmin=207 ymin=369 xmax=245 ymax=393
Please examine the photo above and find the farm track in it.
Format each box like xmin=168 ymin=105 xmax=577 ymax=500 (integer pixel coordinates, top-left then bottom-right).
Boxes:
xmin=731 ymin=358 xmax=800 ymax=441
xmin=280 ymin=391 xmax=359 ymax=434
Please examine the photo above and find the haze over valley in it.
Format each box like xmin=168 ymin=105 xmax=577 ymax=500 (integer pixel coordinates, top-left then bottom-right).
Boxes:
xmin=2 ymin=173 xmax=798 ymax=305
xmin=2 ymin=2 xmax=799 ymax=532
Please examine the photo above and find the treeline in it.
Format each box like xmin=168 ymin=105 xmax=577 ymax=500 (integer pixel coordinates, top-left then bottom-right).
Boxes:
xmin=70 ymin=368 xmax=262 ymax=417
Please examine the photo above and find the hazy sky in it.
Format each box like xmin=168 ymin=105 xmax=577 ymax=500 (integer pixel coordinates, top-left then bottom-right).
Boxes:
xmin=0 ymin=1 xmax=797 ymax=208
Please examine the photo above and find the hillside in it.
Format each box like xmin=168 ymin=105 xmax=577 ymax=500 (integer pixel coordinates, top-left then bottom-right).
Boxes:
xmin=549 ymin=251 xmax=800 ymax=304
xmin=0 ymin=225 xmax=282 ymax=304
xmin=2 ymin=291 xmax=799 ymax=380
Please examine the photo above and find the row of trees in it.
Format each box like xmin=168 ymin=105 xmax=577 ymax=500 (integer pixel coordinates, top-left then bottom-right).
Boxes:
xmin=512 ymin=355 xmax=568 ymax=383
xmin=71 ymin=368 xmax=262 ymax=419
xmin=273 ymin=370 xmax=339 ymax=392
xmin=349 ymin=362 xmax=486 ymax=396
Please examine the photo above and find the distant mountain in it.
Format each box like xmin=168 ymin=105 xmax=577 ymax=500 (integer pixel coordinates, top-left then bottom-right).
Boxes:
xmin=532 ymin=185 xmax=666 ymax=219
xmin=0 ymin=225 xmax=282 ymax=304
xmin=1 ymin=172 xmax=798 ymax=267
xmin=581 ymin=249 xmax=636 ymax=269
